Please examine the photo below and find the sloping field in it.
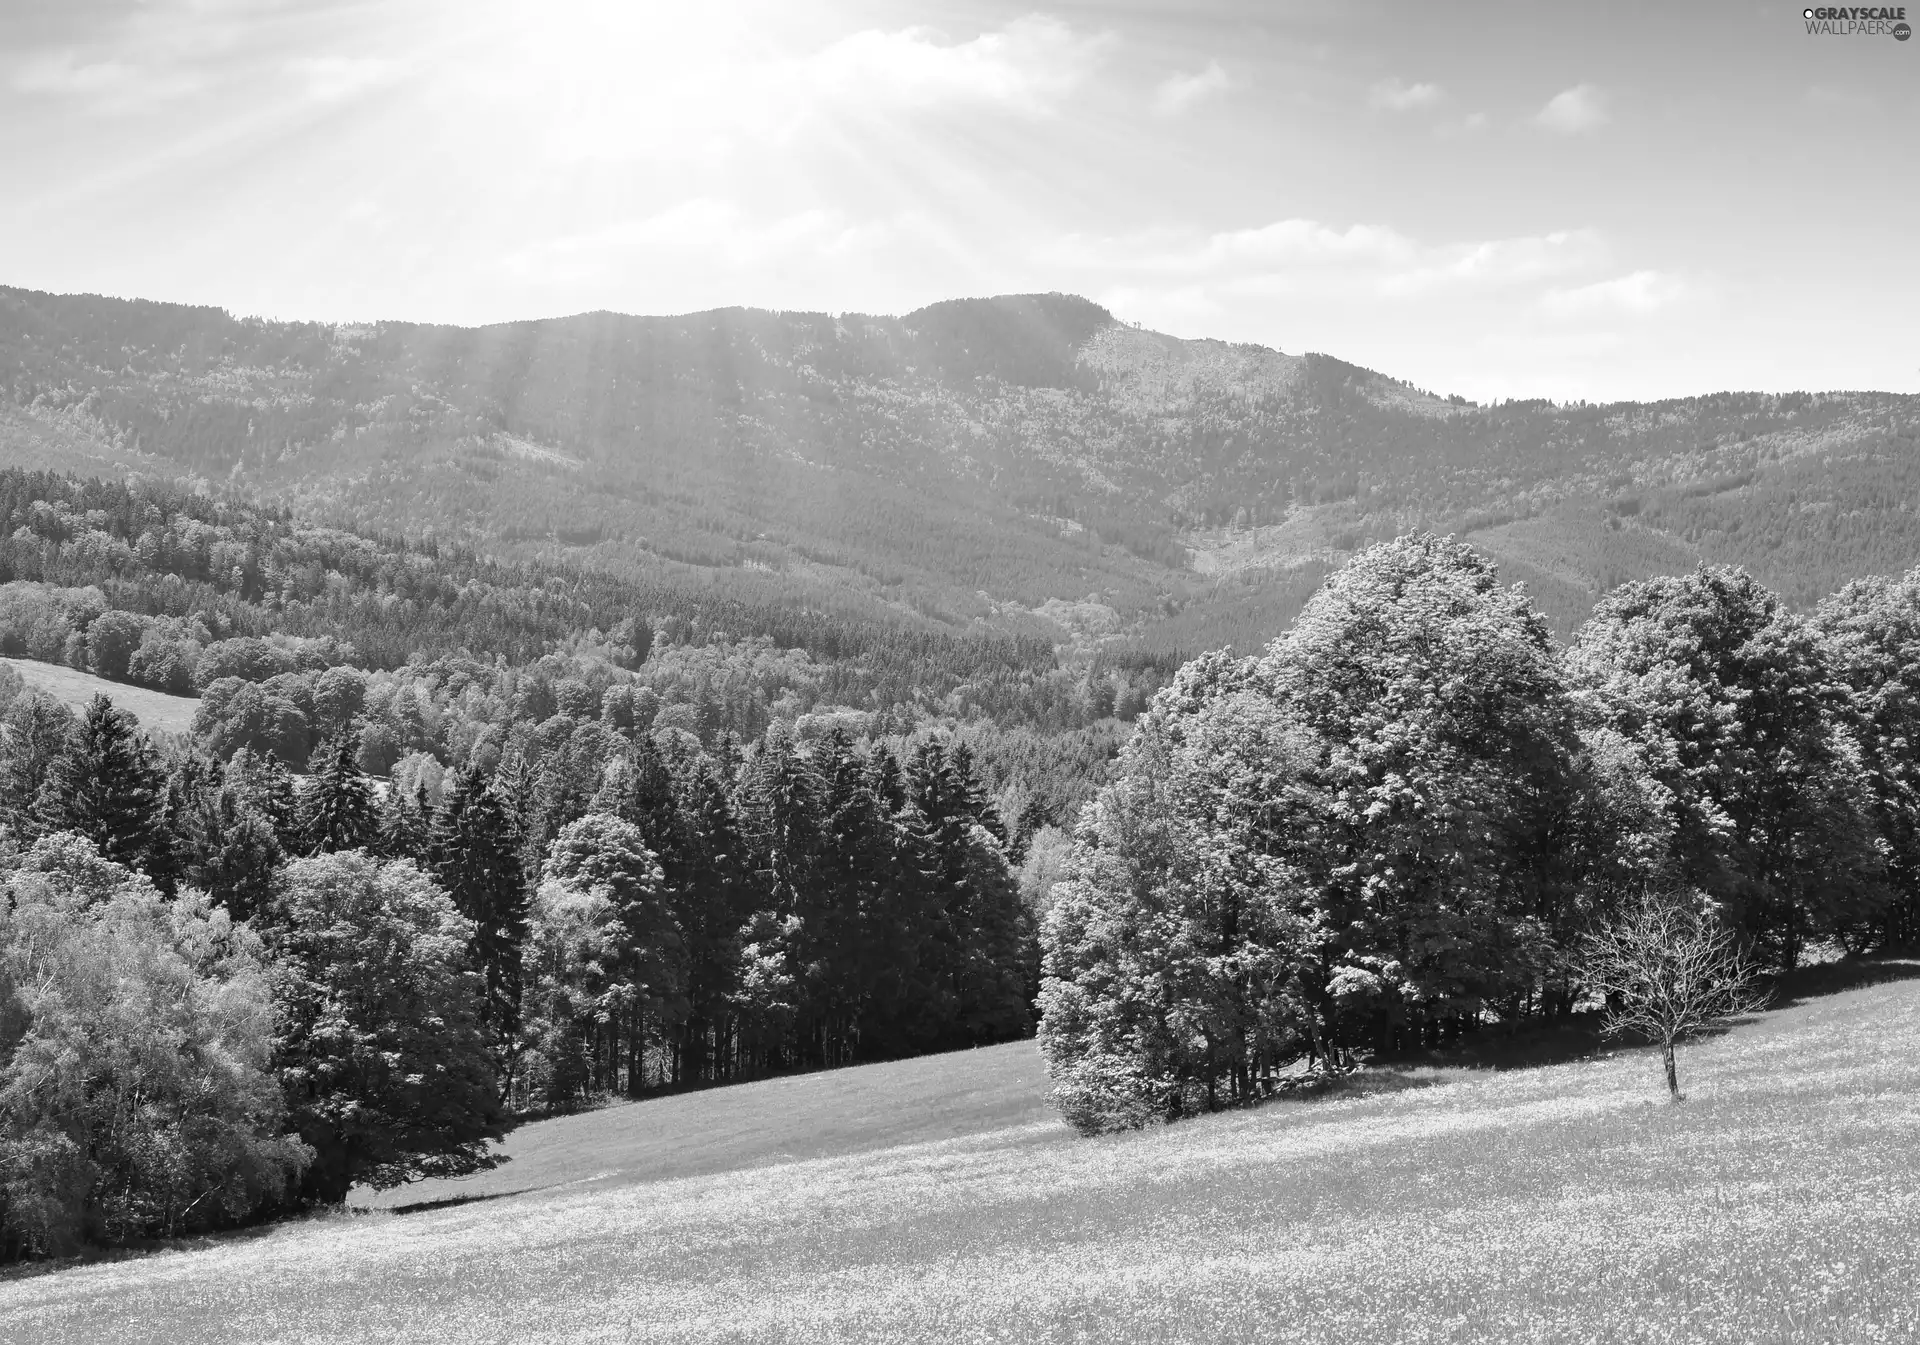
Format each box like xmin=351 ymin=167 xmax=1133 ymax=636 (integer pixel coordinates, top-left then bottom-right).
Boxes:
xmin=1 ymin=657 xmax=199 ymax=735
xmin=352 ymin=1038 xmax=1056 ymax=1212
xmin=5 ymin=966 xmax=1919 ymax=1344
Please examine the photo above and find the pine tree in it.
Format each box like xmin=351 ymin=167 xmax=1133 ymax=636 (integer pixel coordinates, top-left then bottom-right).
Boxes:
xmin=812 ymin=732 xmax=898 ymax=1065
xmin=669 ymin=756 xmax=751 ymax=1084
xmin=431 ymin=765 xmax=531 ymax=1061
xmin=185 ymin=786 xmax=284 ymax=922
xmin=300 ymin=730 xmax=378 ymax=855
xmin=227 ymin=747 xmax=299 ymax=852
xmin=0 ymin=692 xmax=75 ymax=842
xmin=49 ymin=694 xmax=161 ymax=871
xmin=377 ymin=779 xmax=432 ymax=863
xmin=905 ymin=736 xmax=1032 ymax=1049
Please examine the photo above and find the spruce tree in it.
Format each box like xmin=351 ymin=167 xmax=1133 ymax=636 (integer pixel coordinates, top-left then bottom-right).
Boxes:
xmin=50 ymin=694 xmax=161 ymax=871
xmin=300 ymin=730 xmax=378 ymax=855
xmin=669 ymin=757 xmax=750 ymax=1084
xmin=186 ymin=786 xmax=284 ymax=922
xmin=227 ymin=747 xmax=300 ymax=852
xmin=377 ymin=779 xmax=432 ymax=863
xmin=431 ymin=765 xmax=530 ymax=1059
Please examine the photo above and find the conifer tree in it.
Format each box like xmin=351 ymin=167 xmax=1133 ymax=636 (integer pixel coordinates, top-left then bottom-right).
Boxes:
xmin=185 ymin=786 xmax=284 ymax=922
xmin=49 ymin=694 xmax=161 ymax=871
xmin=903 ymin=737 xmax=1031 ymax=1049
xmin=432 ymin=765 xmax=531 ymax=1060
xmin=812 ymin=732 xmax=899 ymax=1065
xmin=377 ymin=779 xmax=432 ymax=863
xmin=300 ymin=730 xmax=378 ymax=856
xmin=0 ymin=689 xmax=75 ymax=842
xmin=670 ymin=755 xmax=751 ymax=1083
xmin=227 ymin=747 xmax=300 ymax=852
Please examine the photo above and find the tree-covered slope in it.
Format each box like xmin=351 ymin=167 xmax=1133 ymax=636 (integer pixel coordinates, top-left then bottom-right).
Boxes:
xmin=4 ymin=283 xmax=1918 ymax=652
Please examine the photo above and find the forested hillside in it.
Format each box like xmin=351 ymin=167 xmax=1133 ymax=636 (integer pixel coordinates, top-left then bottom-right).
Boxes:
xmin=6 ymin=284 xmax=1917 ymax=654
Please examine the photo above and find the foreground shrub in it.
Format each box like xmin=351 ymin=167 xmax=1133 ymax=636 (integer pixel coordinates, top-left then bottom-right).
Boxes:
xmin=0 ymin=834 xmax=307 ymax=1257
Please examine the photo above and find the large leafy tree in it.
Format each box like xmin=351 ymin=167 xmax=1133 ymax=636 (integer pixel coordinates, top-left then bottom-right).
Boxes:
xmin=1039 ymin=650 xmax=1315 ymax=1132
xmin=1040 ymin=536 xmax=1599 ymax=1131
xmin=1567 ymin=565 xmax=1887 ymax=968
xmin=1811 ymin=569 xmax=1920 ymax=946
xmin=264 ymin=851 xmax=503 ymax=1205
xmin=0 ymin=834 xmax=307 ymax=1255
xmin=1261 ymin=533 xmax=1586 ymax=1044
xmin=523 ymin=813 xmax=681 ymax=1109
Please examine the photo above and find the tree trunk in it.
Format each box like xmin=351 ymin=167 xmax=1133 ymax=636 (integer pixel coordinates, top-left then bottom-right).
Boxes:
xmin=1663 ymin=1039 xmax=1680 ymax=1100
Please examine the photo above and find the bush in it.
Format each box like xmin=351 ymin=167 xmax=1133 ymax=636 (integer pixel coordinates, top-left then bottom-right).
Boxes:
xmin=1046 ymin=1051 xmax=1173 ymax=1137
xmin=0 ymin=834 xmax=308 ymax=1257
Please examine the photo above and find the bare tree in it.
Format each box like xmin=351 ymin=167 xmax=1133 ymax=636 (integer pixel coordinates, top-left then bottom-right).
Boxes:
xmin=1582 ymin=890 xmax=1768 ymax=1100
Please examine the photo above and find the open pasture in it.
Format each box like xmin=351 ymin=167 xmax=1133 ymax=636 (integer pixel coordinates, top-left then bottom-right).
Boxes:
xmin=4 ymin=963 xmax=1918 ymax=1344
xmin=0 ymin=657 xmax=200 ymax=736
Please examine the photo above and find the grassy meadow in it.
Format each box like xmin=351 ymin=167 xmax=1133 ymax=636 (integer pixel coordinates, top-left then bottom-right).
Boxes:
xmin=1 ymin=656 xmax=200 ymax=736
xmin=4 ymin=962 xmax=1918 ymax=1344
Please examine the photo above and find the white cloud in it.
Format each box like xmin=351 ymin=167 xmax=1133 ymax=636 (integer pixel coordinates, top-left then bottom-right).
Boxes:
xmin=1153 ymin=61 xmax=1230 ymax=116
xmin=809 ymin=17 xmax=1109 ymax=117
xmin=1050 ymin=220 xmax=1606 ymax=301
xmin=1369 ymin=78 xmax=1443 ymax=112
xmin=464 ymin=13 xmax=1113 ymax=167
xmin=12 ymin=50 xmax=204 ymax=107
xmin=497 ymin=200 xmax=900 ymax=286
xmin=1536 ymin=84 xmax=1608 ymax=133
xmin=287 ymin=56 xmax=399 ymax=103
xmin=1542 ymin=270 xmax=1689 ymax=316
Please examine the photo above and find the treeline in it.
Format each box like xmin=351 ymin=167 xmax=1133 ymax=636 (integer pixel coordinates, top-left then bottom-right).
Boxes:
xmin=0 ymin=468 xmax=1165 ymax=732
xmin=0 ymin=666 xmax=1042 ymax=1256
xmin=1039 ymin=535 xmax=1920 ymax=1132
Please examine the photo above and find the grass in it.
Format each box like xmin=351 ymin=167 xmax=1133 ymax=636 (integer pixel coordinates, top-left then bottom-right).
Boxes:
xmin=1 ymin=657 xmax=200 ymax=736
xmin=4 ymin=964 xmax=1919 ymax=1343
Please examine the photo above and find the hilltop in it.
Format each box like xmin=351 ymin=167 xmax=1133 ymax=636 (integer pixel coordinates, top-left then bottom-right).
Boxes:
xmin=4 ymin=961 xmax=1915 ymax=1343
xmin=5 ymin=285 xmax=1918 ymax=657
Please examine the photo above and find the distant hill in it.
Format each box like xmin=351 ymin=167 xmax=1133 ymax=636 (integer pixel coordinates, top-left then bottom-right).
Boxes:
xmin=4 ymin=284 xmax=1917 ymax=652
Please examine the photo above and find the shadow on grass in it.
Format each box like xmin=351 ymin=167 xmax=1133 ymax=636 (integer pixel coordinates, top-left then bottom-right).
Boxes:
xmin=1769 ymin=955 xmax=1920 ymax=1010
xmin=1371 ymin=1015 xmax=1614 ymax=1075
xmin=389 ymin=1190 xmax=530 ymax=1217
xmin=0 ymin=1205 xmax=359 ymax=1284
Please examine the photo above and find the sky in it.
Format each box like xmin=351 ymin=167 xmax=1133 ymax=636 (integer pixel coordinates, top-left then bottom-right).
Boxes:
xmin=1 ymin=0 xmax=1916 ymax=403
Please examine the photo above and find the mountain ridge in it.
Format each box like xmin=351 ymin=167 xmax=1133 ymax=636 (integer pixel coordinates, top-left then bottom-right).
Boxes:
xmin=4 ymin=283 xmax=1917 ymax=656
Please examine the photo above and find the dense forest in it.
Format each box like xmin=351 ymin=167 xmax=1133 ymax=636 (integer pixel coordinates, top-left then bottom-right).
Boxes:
xmin=0 ymin=462 xmax=1145 ymax=1257
xmin=0 ymin=662 xmax=1058 ymax=1255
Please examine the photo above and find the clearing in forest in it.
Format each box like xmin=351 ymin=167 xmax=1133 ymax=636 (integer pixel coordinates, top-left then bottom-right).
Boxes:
xmin=0 ymin=657 xmax=200 ymax=736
